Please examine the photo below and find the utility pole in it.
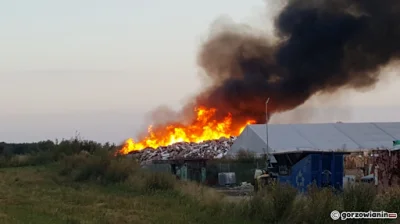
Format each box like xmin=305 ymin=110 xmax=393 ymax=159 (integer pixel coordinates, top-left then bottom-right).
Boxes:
xmin=265 ymin=98 xmax=270 ymax=169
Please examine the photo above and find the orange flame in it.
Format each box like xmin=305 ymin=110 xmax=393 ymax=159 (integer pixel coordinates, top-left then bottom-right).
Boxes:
xmin=118 ymin=106 xmax=255 ymax=154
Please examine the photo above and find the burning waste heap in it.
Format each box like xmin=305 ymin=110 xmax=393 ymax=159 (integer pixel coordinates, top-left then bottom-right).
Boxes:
xmin=118 ymin=0 xmax=400 ymax=162
xmin=128 ymin=137 xmax=237 ymax=164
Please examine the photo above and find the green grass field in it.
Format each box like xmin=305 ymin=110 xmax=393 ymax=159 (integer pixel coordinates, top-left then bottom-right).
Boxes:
xmin=0 ymin=165 xmax=253 ymax=224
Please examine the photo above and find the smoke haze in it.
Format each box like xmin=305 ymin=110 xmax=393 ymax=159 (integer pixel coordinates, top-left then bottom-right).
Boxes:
xmin=195 ymin=0 xmax=400 ymax=125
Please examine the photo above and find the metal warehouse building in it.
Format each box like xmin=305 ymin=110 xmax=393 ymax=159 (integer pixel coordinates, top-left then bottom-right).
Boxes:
xmin=230 ymin=122 xmax=400 ymax=156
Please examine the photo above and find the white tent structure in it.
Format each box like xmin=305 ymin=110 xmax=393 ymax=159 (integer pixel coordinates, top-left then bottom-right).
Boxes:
xmin=229 ymin=122 xmax=400 ymax=157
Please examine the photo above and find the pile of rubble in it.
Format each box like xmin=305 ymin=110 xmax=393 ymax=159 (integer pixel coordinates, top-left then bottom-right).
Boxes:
xmin=231 ymin=182 xmax=254 ymax=195
xmin=127 ymin=136 xmax=237 ymax=164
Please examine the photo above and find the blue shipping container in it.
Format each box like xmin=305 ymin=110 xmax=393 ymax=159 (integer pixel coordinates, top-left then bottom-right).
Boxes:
xmin=278 ymin=153 xmax=345 ymax=192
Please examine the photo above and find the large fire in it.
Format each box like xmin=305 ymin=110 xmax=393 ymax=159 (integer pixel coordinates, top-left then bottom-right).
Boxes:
xmin=118 ymin=106 xmax=255 ymax=155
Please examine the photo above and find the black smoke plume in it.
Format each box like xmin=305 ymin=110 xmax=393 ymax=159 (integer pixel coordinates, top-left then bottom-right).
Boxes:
xmin=195 ymin=0 xmax=400 ymax=124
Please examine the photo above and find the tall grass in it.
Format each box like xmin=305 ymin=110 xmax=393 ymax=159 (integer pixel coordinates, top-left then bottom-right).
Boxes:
xmin=234 ymin=183 xmax=296 ymax=223
xmin=58 ymin=150 xmax=138 ymax=184
xmin=343 ymin=183 xmax=377 ymax=211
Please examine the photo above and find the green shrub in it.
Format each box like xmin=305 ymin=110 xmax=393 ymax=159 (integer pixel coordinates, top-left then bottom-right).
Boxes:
xmin=28 ymin=151 xmax=55 ymax=166
xmin=177 ymin=181 xmax=224 ymax=206
xmin=0 ymin=151 xmax=54 ymax=168
xmin=289 ymin=184 xmax=341 ymax=224
xmin=58 ymin=152 xmax=90 ymax=176
xmin=235 ymin=183 xmax=297 ymax=223
xmin=0 ymin=137 xmax=117 ymax=168
xmin=58 ymin=150 xmax=138 ymax=185
xmin=141 ymin=171 xmax=176 ymax=192
xmin=343 ymin=183 xmax=377 ymax=211
xmin=103 ymin=157 xmax=139 ymax=183
xmin=239 ymin=194 xmax=276 ymax=222
xmin=0 ymin=154 xmax=33 ymax=167
xmin=267 ymin=183 xmax=297 ymax=220
xmin=0 ymin=156 xmax=7 ymax=167
xmin=374 ymin=187 xmax=400 ymax=214
xmin=73 ymin=155 xmax=107 ymax=182
xmin=229 ymin=182 xmax=398 ymax=224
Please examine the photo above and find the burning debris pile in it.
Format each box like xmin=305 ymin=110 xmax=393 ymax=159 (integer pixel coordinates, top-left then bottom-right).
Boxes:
xmin=118 ymin=106 xmax=253 ymax=156
xmin=126 ymin=136 xmax=236 ymax=164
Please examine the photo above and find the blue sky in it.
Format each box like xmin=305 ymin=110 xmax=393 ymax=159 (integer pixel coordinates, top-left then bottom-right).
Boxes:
xmin=1 ymin=0 xmax=399 ymax=143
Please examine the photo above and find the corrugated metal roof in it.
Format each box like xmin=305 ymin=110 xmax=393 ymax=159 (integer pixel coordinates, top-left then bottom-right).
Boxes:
xmin=244 ymin=122 xmax=400 ymax=153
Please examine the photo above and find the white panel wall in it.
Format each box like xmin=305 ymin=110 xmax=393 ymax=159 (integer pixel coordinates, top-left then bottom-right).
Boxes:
xmin=292 ymin=123 xmax=360 ymax=150
xmin=250 ymin=124 xmax=315 ymax=152
xmin=374 ymin=122 xmax=400 ymax=140
xmin=230 ymin=126 xmax=269 ymax=154
xmin=334 ymin=123 xmax=394 ymax=149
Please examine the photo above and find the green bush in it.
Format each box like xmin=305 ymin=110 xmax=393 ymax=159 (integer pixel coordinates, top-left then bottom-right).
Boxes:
xmin=141 ymin=171 xmax=176 ymax=192
xmin=28 ymin=151 xmax=55 ymax=166
xmin=0 ymin=156 xmax=7 ymax=167
xmin=0 ymin=137 xmax=117 ymax=168
xmin=58 ymin=150 xmax=138 ymax=185
xmin=8 ymin=154 xmax=32 ymax=167
xmin=267 ymin=183 xmax=297 ymax=220
xmin=58 ymin=152 xmax=91 ymax=176
xmin=289 ymin=185 xmax=341 ymax=224
xmin=236 ymin=183 xmax=297 ymax=223
xmin=104 ymin=157 xmax=139 ymax=183
xmin=73 ymin=155 xmax=107 ymax=182
xmin=374 ymin=187 xmax=400 ymax=214
xmin=0 ymin=153 xmax=53 ymax=167
xmin=238 ymin=193 xmax=276 ymax=222
xmin=343 ymin=183 xmax=377 ymax=211
xmin=228 ymin=182 xmax=398 ymax=224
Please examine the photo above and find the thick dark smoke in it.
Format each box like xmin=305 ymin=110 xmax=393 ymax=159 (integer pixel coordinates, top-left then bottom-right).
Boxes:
xmin=196 ymin=0 xmax=400 ymax=124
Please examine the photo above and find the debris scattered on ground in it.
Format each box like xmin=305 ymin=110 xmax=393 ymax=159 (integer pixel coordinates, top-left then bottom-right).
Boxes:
xmin=232 ymin=182 xmax=254 ymax=193
xmin=127 ymin=136 xmax=237 ymax=164
xmin=215 ymin=182 xmax=254 ymax=196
